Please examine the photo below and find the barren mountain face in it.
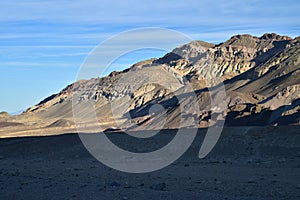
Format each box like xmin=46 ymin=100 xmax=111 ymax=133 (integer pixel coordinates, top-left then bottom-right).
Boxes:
xmin=2 ymin=33 xmax=299 ymax=135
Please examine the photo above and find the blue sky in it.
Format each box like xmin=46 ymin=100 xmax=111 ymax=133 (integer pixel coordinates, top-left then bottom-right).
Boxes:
xmin=0 ymin=0 xmax=300 ymax=113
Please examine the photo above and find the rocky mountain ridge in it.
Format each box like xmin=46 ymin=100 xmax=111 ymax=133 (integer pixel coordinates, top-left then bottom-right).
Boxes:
xmin=2 ymin=33 xmax=300 ymax=132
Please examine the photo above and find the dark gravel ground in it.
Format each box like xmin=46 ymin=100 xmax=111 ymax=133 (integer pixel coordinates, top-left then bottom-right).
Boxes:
xmin=0 ymin=126 xmax=300 ymax=200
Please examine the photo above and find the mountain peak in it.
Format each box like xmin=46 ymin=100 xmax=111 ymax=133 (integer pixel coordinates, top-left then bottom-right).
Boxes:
xmin=259 ymin=33 xmax=292 ymax=40
xmin=230 ymin=34 xmax=258 ymax=40
xmin=219 ymin=33 xmax=292 ymax=48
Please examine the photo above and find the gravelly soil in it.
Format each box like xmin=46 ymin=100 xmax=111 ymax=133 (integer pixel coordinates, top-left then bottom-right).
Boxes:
xmin=0 ymin=126 xmax=299 ymax=200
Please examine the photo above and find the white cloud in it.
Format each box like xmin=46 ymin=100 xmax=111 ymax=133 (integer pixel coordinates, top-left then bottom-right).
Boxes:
xmin=0 ymin=61 xmax=77 ymax=68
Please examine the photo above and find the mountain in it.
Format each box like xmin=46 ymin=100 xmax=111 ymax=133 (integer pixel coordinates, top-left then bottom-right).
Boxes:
xmin=1 ymin=33 xmax=299 ymax=137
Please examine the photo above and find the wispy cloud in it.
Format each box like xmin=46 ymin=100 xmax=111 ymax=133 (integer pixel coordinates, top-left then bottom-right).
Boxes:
xmin=1 ymin=1 xmax=298 ymax=24
xmin=0 ymin=61 xmax=77 ymax=68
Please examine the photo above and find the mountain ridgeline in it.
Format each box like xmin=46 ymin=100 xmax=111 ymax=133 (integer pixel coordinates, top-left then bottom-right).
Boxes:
xmin=21 ymin=33 xmax=300 ymax=129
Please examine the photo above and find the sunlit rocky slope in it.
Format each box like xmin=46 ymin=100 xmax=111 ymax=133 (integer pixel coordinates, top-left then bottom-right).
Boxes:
xmin=1 ymin=33 xmax=299 ymax=137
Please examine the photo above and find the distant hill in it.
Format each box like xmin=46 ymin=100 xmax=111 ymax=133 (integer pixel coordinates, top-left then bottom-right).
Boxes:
xmin=1 ymin=33 xmax=299 ymax=136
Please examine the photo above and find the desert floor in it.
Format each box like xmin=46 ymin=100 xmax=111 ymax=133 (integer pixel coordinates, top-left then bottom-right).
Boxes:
xmin=0 ymin=126 xmax=299 ymax=200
